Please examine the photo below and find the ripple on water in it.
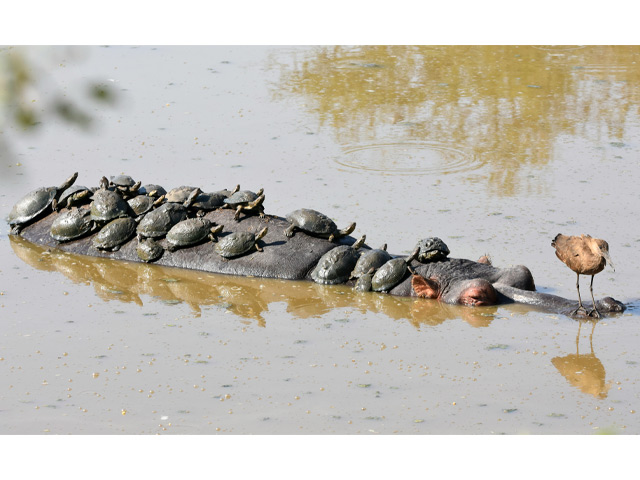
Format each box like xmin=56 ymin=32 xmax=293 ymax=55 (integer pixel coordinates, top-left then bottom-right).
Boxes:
xmin=336 ymin=142 xmax=480 ymax=176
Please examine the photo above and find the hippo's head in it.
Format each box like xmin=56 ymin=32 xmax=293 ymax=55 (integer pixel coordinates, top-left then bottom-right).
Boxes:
xmin=411 ymin=274 xmax=498 ymax=307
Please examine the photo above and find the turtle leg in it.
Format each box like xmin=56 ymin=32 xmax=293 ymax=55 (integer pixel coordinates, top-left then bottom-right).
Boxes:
xmin=255 ymin=242 xmax=263 ymax=252
xmin=328 ymin=233 xmax=336 ymax=242
xmin=209 ymin=225 xmax=223 ymax=243
xmin=10 ymin=225 xmax=22 ymax=235
xmin=234 ymin=205 xmax=243 ymax=221
xmin=284 ymin=224 xmax=296 ymax=237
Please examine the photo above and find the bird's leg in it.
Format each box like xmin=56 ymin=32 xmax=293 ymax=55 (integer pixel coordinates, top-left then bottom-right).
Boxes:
xmin=571 ymin=273 xmax=588 ymax=316
xmin=588 ymin=274 xmax=601 ymax=318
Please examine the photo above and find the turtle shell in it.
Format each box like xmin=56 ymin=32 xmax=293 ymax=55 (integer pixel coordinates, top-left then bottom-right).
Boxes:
xmin=311 ymin=245 xmax=361 ymax=285
xmin=215 ymin=231 xmax=258 ymax=258
xmin=167 ymin=218 xmax=214 ymax=248
xmin=57 ymin=185 xmax=91 ymax=209
xmin=166 ymin=186 xmax=198 ymax=203
xmin=285 ymin=209 xmax=337 ymax=236
xmin=137 ymin=238 xmax=164 ymax=262
xmin=110 ymin=175 xmax=136 ymax=187
xmin=136 ymin=203 xmax=188 ymax=239
xmin=351 ymin=246 xmax=392 ymax=278
xmin=355 ymin=272 xmax=374 ymax=292
xmin=190 ymin=191 xmax=228 ymax=211
xmin=223 ymin=190 xmax=259 ymax=207
xmin=415 ymin=237 xmax=450 ymax=263
xmin=371 ymin=258 xmax=409 ymax=292
xmin=93 ymin=217 xmax=137 ymax=250
xmin=90 ymin=190 xmax=130 ymax=223
xmin=7 ymin=186 xmax=57 ymax=227
xmin=128 ymin=195 xmax=157 ymax=216
xmin=138 ymin=184 xmax=167 ymax=197
xmin=50 ymin=208 xmax=94 ymax=242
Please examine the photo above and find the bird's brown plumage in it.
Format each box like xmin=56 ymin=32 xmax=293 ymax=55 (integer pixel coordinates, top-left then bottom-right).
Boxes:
xmin=551 ymin=233 xmax=614 ymax=317
xmin=552 ymin=234 xmax=610 ymax=276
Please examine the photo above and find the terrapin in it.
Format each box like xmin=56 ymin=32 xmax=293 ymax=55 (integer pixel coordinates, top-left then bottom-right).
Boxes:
xmin=284 ymin=208 xmax=356 ymax=242
xmin=223 ymin=188 xmax=265 ymax=221
xmin=350 ymin=243 xmax=391 ymax=279
xmin=110 ymin=175 xmax=141 ymax=197
xmin=189 ymin=185 xmax=240 ymax=216
xmin=128 ymin=194 xmax=165 ymax=217
xmin=136 ymin=238 xmax=164 ymax=263
xmin=55 ymin=185 xmax=92 ymax=210
xmin=136 ymin=203 xmax=188 ymax=240
xmin=92 ymin=217 xmax=137 ymax=251
xmin=415 ymin=237 xmax=450 ymax=263
xmin=90 ymin=189 xmax=131 ymax=225
xmin=166 ymin=186 xmax=200 ymax=204
xmin=166 ymin=218 xmax=224 ymax=252
xmin=354 ymin=268 xmax=375 ymax=292
xmin=138 ymin=184 xmax=167 ymax=198
xmin=7 ymin=172 xmax=78 ymax=234
xmin=310 ymin=235 xmax=366 ymax=285
xmin=215 ymin=227 xmax=268 ymax=258
xmin=371 ymin=247 xmax=420 ymax=293
xmin=50 ymin=207 xmax=95 ymax=242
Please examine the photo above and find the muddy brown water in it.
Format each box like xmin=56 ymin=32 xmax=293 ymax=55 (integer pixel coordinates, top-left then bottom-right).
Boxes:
xmin=1 ymin=46 xmax=639 ymax=434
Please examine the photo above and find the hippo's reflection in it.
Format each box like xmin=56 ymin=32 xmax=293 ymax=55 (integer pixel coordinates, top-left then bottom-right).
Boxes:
xmin=11 ymin=235 xmax=500 ymax=328
xmin=551 ymin=321 xmax=611 ymax=399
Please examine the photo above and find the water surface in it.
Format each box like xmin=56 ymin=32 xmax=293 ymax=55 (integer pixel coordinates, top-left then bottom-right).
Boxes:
xmin=1 ymin=46 xmax=639 ymax=434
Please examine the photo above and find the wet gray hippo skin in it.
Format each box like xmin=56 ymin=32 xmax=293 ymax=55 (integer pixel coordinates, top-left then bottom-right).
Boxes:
xmin=387 ymin=258 xmax=535 ymax=303
xmin=13 ymin=207 xmax=626 ymax=317
xmin=386 ymin=258 xmax=625 ymax=317
xmin=492 ymin=284 xmax=626 ymax=318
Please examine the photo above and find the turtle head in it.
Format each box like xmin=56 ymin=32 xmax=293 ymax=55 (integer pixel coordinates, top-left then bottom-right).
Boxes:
xmin=59 ymin=172 xmax=79 ymax=192
xmin=352 ymin=235 xmax=366 ymax=250
xmin=340 ymin=222 xmax=356 ymax=237
xmin=406 ymin=246 xmax=420 ymax=263
xmin=255 ymin=227 xmax=268 ymax=241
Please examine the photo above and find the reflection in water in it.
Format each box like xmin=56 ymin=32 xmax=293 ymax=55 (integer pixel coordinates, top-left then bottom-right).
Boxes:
xmin=274 ymin=46 xmax=640 ymax=195
xmin=551 ymin=320 xmax=611 ymax=399
xmin=11 ymin=236 xmax=496 ymax=328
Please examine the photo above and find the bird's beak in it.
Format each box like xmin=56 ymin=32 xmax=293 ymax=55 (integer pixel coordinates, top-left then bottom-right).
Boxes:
xmin=601 ymin=248 xmax=615 ymax=272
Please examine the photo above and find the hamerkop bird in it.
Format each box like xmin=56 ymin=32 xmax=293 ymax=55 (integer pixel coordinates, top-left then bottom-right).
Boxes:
xmin=551 ymin=234 xmax=615 ymax=318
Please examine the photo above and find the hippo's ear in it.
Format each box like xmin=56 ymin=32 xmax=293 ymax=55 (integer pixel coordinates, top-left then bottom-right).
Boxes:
xmin=411 ymin=275 xmax=440 ymax=299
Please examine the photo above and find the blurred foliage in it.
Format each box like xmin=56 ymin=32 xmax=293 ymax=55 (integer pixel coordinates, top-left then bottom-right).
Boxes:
xmin=0 ymin=46 xmax=117 ymax=133
xmin=273 ymin=46 xmax=640 ymax=196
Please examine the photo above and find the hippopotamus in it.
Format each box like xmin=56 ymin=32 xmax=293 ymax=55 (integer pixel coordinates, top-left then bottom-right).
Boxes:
xmin=9 ymin=199 xmax=626 ymax=319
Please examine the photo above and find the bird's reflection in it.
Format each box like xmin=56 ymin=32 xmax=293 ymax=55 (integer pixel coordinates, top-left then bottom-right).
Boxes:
xmin=10 ymin=236 xmax=507 ymax=328
xmin=551 ymin=320 xmax=611 ymax=399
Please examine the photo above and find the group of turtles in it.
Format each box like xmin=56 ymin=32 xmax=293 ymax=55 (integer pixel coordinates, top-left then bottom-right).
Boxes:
xmin=309 ymin=235 xmax=451 ymax=293
xmin=7 ymin=172 xmax=269 ymax=263
xmin=7 ymin=172 xmax=452 ymax=294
